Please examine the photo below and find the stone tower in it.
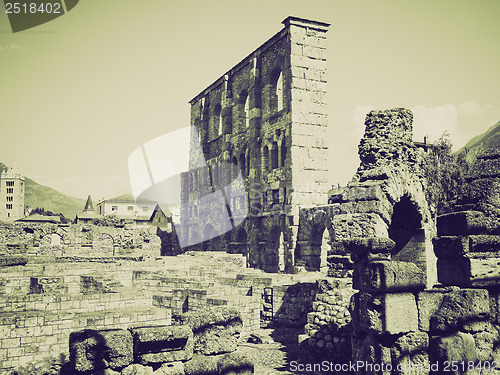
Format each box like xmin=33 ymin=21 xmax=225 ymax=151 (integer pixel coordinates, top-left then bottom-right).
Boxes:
xmin=181 ymin=17 xmax=330 ymax=272
xmin=0 ymin=162 xmax=25 ymax=221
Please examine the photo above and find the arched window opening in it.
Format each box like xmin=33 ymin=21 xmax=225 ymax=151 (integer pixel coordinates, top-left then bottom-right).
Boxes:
xmin=276 ymin=72 xmax=283 ymax=111
xmin=271 ymin=67 xmax=284 ymax=112
xmin=262 ymin=146 xmax=269 ymax=173
xmin=280 ymin=139 xmax=287 ymax=167
xmin=239 ymin=90 xmax=249 ymax=130
xmin=239 ymin=154 xmax=246 ymax=177
xmin=213 ymin=103 xmax=222 ymax=137
xmin=271 ymin=142 xmax=279 ymax=169
xmin=388 ymin=195 xmax=423 ymax=254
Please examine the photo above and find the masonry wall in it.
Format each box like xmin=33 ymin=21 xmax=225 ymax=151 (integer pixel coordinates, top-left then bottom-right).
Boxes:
xmin=0 ymin=222 xmax=163 ymax=258
xmin=180 ymin=17 xmax=330 ymax=273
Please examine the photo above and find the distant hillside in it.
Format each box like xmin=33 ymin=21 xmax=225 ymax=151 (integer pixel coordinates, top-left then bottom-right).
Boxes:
xmin=0 ymin=162 xmax=85 ymax=219
xmin=460 ymin=120 xmax=500 ymax=155
xmin=24 ymin=178 xmax=85 ymax=219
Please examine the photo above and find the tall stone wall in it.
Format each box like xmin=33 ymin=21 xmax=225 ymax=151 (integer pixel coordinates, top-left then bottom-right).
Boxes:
xmin=180 ymin=16 xmax=330 ymax=273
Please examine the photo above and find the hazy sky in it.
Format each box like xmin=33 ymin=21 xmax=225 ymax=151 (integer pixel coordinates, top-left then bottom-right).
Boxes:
xmin=1 ymin=0 xmax=499 ymax=200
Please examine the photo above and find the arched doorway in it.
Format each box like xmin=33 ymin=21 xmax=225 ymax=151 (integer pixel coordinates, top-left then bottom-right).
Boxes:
xmin=388 ymin=195 xmax=423 ymax=254
xmin=268 ymin=227 xmax=285 ymax=273
xmin=202 ymin=224 xmax=222 ymax=251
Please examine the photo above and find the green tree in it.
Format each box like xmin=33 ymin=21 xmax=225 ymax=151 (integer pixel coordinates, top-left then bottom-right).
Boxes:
xmin=422 ymin=132 xmax=472 ymax=215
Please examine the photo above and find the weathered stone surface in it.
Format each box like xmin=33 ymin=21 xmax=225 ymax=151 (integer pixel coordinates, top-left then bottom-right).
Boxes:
xmin=69 ymin=329 xmax=133 ymax=372
xmin=473 ymin=330 xmax=498 ymax=361
xmin=121 ymin=364 xmax=154 ymax=375
xmin=345 ymin=237 xmax=395 ymax=263
xmin=431 ymin=332 xmax=478 ymax=368
xmin=342 ymin=182 xmax=386 ymax=203
xmin=353 ymin=260 xmax=425 ymax=292
xmin=433 ymin=236 xmax=469 ymax=259
xmin=0 ymin=256 xmax=28 ymax=267
xmin=437 ymin=257 xmax=500 ymax=287
xmin=437 ymin=211 xmax=488 ymax=236
xmin=416 ymin=289 xmax=453 ymax=332
xmin=217 ymin=352 xmax=254 ymax=375
xmin=350 ymin=292 xmax=418 ymax=334
xmin=430 ymin=289 xmax=489 ymax=332
xmin=391 ymin=331 xmax=430 ymax=375
xmin=153 ymin=362 xmax=185 ymax=375
xmin=183 ymin=353 xmax=219 ymax=375
xmin=181 ymin=307 xmax=242 ymax=355
xmin=351 ymin=332 xmax=392 ymax=373
xmin=130 ymin=325 xmax=193 ymax=364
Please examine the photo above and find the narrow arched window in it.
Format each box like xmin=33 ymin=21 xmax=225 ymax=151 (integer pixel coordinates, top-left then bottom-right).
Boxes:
xmin=244 ymin=95 xmax=250 ymax=127
xmin=262 ymin=146 xmax=269 ymax=173
xmin=214 ymin=103 xmax=222 ymax=137
xmin=271 ymin=142 xmax=278 ymax=169
xmin=280 ymin=139 xmax=287 ymax=167
xmin=239 ymin=90 xmax=249 ymax=130
xmin=276 ymin=72 xmax=283 ymax=111
xmin=239 ymin=154 xmax=246 ymax=177
xmin=271 ymin=67 xmax=284 ymax=112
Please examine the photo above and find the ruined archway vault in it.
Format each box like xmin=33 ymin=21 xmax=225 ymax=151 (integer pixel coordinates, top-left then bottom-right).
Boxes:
xmin=298 ymin=108 xmax=436 ymax=285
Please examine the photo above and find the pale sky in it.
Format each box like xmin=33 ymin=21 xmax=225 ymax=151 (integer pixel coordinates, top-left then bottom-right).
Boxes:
xmin=1 ymin=0 xmax=499 ymax=200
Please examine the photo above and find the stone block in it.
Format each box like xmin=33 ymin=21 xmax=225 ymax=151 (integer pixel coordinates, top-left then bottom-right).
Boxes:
xmin=345 ymin=237 xmax=395 ymax=263
xmin=430 ymin=289 xmax=489 ymax=332
xmin=217 ymin=352 xmax=254 ymax=375
xmin=353 ymin=261 xmax=425 ymax=292
xmin=430 ymin=332 xmax=478 ymax=370
xmin=416 ymin=289 xmax=453 ymax=331
xmin=350 ymin=292 xmax=418 ymax=334
xmin=437 ymin=211 xmax=487 ymax=236
xmin=69 ymin=329 xmax=133 ymax=372
xmin=342 ymin=183 xmax=386 ymax=203
xmin=391 ymin=331 xmax=430 ymax=375
xmin=181 ymin=306 xmax=242 ymax=355
xmin=351 ymin=331 xmax=392 ymax=373
xmin=437 ymin=257 xmax=500 ymax=287
xmin=183 ymin=353 xmax=219 ymax=375
xmin=153 ymin=362 xmax=185 ymax=375
xmin=121 ymin=364 xmax=154 ymax=375
xmin=433 ymin=236 xmax=469 ymax=259
xmin=130 ymin=325 xmax=194 ymax=365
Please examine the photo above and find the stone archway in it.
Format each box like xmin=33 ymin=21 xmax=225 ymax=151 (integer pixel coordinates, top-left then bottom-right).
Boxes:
xmin=202 ymin=224 xmax=222 ymax=251
xmin=388 ymin=195 xmax=423 ymax=254
xmin=267 ymin=227 xmax=285 ymax=273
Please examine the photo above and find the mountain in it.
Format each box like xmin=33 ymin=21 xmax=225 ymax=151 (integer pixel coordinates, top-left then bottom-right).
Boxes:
xmin=24 ymin=178 xmax=86 ymax=220
xmin=0 ymin=162 xmax=85 ymax=219
xmin=460 ymin=120 xmax=500 ymax=153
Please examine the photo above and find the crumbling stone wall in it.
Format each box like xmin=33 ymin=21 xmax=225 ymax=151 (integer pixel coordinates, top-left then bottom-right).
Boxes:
xmin=346 ymin=147 xmax=500 ymax=374
xmin=0 ymin=223 xmax=163 ymax=258
xmin=300 ymin=278 xmax=355 ymax=362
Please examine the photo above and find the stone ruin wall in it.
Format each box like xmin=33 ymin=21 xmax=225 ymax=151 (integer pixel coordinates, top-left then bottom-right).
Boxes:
xmin=180 ymin=17 xmax=330 ymax=274
xmin=308 ymin=109 xmax=500 ymax=373
xmin=0 ymin=222 xmax=164 ymax=258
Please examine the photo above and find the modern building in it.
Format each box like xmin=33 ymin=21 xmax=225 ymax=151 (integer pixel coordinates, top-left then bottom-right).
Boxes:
xmin=0 ymin=162 xmax=25 ymax=222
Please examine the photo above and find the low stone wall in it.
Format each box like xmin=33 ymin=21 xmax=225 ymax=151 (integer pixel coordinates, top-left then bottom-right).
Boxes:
xmin=0 ymin=306 xmax=171 ymax=369
xmin=301 ymin=278 xmax=355 ymax=361
xmin=8 ymin=307 xmax=254 ymax=375
xmin=0 ymin=222 xmax=163 ymax=258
